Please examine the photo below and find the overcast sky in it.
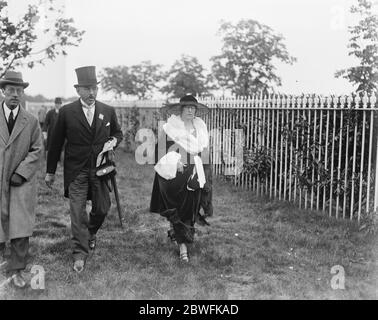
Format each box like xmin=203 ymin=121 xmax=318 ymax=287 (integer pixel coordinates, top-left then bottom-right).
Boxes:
xmin=7 ymin=0 xmax=363 ymax=100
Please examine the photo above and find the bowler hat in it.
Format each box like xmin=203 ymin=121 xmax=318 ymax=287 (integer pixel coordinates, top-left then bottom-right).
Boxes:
xmin=0 ymin=71 xmax=29 ymax=89
xmin=162 ymin=94 xmax=209 ymax=115
xmin=55 ymin=97 xmax=62 ymax=104
xmin=74 ymin=66 xmax=100 ymax=88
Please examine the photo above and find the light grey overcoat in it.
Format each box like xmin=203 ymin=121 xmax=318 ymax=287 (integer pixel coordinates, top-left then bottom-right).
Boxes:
xmin=0 ymin=102 xmax=43 ymax=242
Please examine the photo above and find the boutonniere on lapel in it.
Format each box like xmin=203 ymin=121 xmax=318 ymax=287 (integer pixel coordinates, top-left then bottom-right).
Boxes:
xmin=99 ymin=113 xmax=104 ymax=120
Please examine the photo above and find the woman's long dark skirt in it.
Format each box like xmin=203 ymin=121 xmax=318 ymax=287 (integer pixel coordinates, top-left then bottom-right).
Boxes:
xmin=150 ymin=164 xmax=201 ymax=244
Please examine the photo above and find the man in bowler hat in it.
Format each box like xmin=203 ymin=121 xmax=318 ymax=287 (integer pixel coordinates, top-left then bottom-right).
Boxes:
xmin=45 ymin=66 xmax=123 ymax=273
xmin=0 ymin=71 xmax=43 ymax=288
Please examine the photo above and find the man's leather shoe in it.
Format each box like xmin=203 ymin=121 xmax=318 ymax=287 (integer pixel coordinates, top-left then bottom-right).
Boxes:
xmin=73 ymin=260 xmax=85 ymax=273
xmin=11 ymin=272 xmax=27 ymax=288
xmin=88 ymin=234 xmax=96 ymax=251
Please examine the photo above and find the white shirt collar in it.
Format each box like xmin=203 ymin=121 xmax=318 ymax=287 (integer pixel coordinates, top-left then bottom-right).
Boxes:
xmin=3 ymin=102 xmax=20 ymax=122
xmin=80 ymin=99 xmax=95 ymax=110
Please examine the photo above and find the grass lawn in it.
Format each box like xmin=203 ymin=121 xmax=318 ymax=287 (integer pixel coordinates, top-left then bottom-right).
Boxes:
xmin=0 ymin=150 xmax=377 ymax=300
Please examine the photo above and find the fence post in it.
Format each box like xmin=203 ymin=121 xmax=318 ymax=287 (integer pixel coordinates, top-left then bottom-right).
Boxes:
xmin=368 ymin=94 xmax=377 ymax=215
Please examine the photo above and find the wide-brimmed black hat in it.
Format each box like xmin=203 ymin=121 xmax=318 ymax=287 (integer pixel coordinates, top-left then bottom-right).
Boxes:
xmin=161 ymin=94 xmax=209 ymax=115
xmin=55 ymin=97 xmax=62 ymax=104
xmin=74 ymin=66 xmax=100 ymax=88
xmin=0 ymin=71 xmax=29 ymax=89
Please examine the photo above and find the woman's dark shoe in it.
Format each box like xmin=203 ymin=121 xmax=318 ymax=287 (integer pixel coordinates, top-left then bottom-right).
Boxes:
xmin=167 ymin=229 xmax=176 ymax=242
xmin=196 ymin=212 xmax=210 ymax=226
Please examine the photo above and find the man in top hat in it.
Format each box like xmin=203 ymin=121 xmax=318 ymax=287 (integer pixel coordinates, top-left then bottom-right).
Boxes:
xmin=45 ymin=66 xmax=123 ymax=273
xmin=0 ymin=71 xmax=43 ymax=288
xmin=43 ymin=97 xmax=63 ymax=156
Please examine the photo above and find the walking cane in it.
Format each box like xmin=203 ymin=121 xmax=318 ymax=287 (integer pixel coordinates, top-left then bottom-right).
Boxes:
xmin=98 ymin=150 xmax=124 ymax=228
xmin=110 ymin=173 xmax=124 ymax=228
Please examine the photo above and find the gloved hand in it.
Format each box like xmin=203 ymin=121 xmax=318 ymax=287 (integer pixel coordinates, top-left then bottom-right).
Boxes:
xmin=203 ymin=182 xmax=212 ymax=193
xmin=103 ymin=137 xmax=117 ymax=152
xmin=96 ymin=138 xmax=117 ymax=167
xmin=177 ymin=160 xmax=184 ymax=173
xmin=10 ymin=173 xmax=26 ymax=187
xmin=45 ymin=173 xmax=55 ymax=188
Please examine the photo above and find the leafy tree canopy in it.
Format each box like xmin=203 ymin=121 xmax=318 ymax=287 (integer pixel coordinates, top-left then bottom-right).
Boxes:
xmin=211 ymin=19 xmax=296 ymax=97
xmin=162 ymin=55 xmax=212 ymax=98
xmin=100 ymin=61 xmax=163 ymax=99
xmin=0 ymin=0 xmax=85 ymax=78
xmin=335 ymin=0 xmax=378 ymax=94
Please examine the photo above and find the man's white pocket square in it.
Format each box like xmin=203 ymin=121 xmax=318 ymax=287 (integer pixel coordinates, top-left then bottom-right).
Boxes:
xmin=106 ymin=122 xmax=110 ymax=127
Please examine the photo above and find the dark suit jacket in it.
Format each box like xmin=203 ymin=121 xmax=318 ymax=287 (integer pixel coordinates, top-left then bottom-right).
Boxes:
xmin=43 ymin=108 xmax=59 ymax=150
xmin=46 ymin=99 xmax=123 ymax=197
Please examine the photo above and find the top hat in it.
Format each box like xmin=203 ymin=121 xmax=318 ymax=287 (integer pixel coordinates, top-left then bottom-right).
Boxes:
xmin=55 ymin=97 xmax=62 ymax=104
xmin=161 ymin=94 xmax=209 ymax=115
xmin=74 ymin=66 xmax=100 ymax=88
xmin=0 ymin=71 xmax=29 ymax=89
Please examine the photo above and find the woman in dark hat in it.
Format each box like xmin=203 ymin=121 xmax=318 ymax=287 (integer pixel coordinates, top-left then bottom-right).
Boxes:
xmin=150 ymin=94 xmax=213 ymax=263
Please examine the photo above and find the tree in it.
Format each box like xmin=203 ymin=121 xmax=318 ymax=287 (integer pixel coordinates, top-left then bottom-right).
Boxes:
xmin=335 ymin=0 xmax=378 ymax=94
xmin=100 ymin=66 xmax=136 ymax=99
xmin=100 ymin=61 xmax=163 ymax=99
xmin=130 ymin=61 xmax=164 ymax=99
xmin=162 ymin=55 xmax=211 ymax=98
xmin=211 ymin=19 xmax=296 ymax=97
xmin=0 ymin=0 xmax=85 ymax=77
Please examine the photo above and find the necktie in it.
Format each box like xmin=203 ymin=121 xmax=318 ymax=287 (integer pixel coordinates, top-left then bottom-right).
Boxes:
xmin=8 ymin=110 xmax=15 ymax=134
xmin=85 ymin=107 xmax=94 ymax=126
